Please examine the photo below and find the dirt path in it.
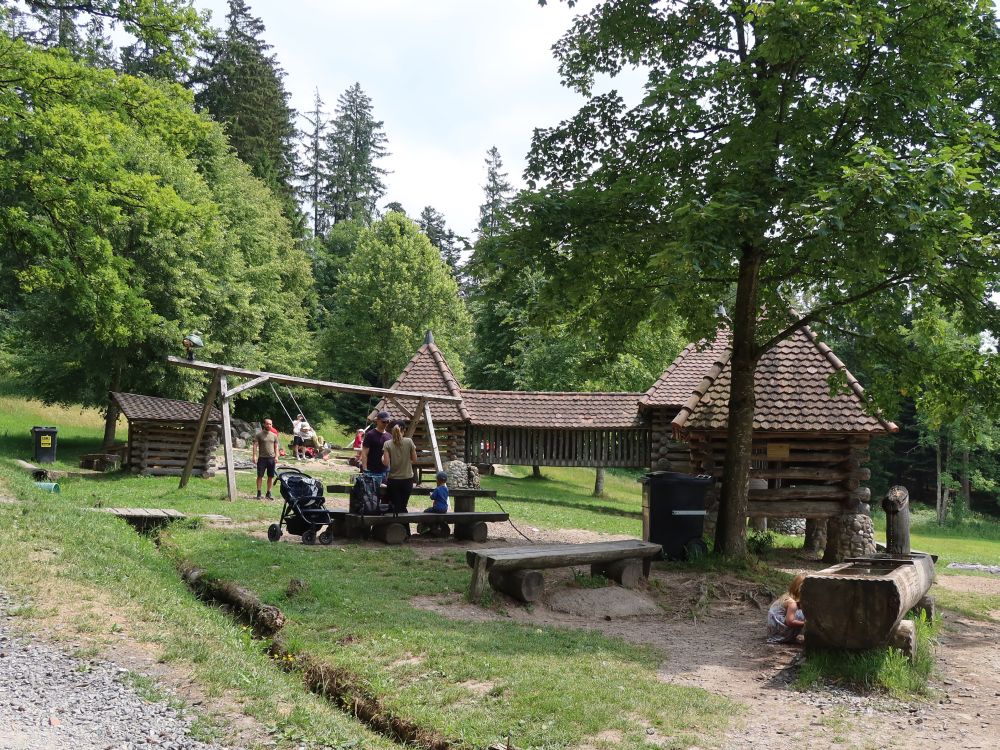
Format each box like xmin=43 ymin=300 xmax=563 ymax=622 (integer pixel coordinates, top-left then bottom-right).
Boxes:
xmin=413 ymin=560 xmax=1000 ymax=750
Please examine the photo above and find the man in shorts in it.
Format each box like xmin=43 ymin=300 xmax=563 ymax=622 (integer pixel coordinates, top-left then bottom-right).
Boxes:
xmin=252 ymin=418 xmax=279 ymax=499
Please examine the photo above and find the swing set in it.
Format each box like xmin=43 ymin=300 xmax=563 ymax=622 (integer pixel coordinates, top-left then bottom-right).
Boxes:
xmin=167 ymin=356 xmax=462 ymax=501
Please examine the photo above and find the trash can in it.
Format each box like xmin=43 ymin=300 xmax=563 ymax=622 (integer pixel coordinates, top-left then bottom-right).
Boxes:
xmin=642 ymin=471 xmax=713 ymax=560
xmin=31 ymin=426 xmax=57 ymax=464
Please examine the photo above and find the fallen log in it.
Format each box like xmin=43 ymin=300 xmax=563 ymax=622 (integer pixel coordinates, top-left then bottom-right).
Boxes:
xmin=178 ymin=563 xmax=285 ymax=636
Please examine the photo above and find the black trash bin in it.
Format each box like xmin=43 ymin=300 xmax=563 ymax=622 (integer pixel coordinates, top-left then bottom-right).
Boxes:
xmin=642 ymin=471 xmax=713 ymax=560
xmin=31 ymin=426 xmax=58 ymax=464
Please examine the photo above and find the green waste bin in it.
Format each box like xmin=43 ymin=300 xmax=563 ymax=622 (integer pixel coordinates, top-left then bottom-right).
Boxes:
xmin=31 ymin=426 xmax=57 ymax=464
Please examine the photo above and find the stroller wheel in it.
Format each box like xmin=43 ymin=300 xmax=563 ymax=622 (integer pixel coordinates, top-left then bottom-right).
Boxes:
xmin=301 ymin=528 xmax=317 ymax=545
xmin=267 ymin=523 xmax=282 ymax=542
xmin=318 ymin=528 xmax=334 ymax=545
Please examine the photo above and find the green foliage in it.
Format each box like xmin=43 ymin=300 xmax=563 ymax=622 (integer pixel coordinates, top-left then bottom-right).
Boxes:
xmin=322 ymin=82 xmax=388 ymax=226
xmin=0 ymin=38 xmax=313 ymax=419
xmin=193 ymin=0 xmax=299 ymax=214
xmin=527 ymin=0 xmax=1000 ymax=556
xmin=417 ymin=205 xmax=464 ymax=273
xmin=320 ymin=213 xmax=472 ymax=388
xmin=746 ymin=530 xmax=776 ymax=559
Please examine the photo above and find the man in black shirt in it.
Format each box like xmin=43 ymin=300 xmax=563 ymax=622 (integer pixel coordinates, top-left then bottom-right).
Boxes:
xmin=360 ymin=410 xmax=393 ymax=484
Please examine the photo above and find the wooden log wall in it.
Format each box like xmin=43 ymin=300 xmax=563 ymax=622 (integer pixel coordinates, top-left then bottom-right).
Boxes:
xmin=649 ymin=408 xmax=693 ymax=471
xmin=464 ymin=426 xmax=650 ymax=468
xmin=686 ymin=432 xmax=872 ymax=519
xmin=407 ymin=422 xmax=465 ymax=462
xmin=128 ymin=422 xmax=221 ymax=478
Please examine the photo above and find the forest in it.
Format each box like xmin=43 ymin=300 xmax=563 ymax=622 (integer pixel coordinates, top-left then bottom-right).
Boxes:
xmin=1 ymin=0 xmax=999 ymax=549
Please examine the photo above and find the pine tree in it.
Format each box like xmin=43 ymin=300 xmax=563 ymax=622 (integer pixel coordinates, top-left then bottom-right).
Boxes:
xmin=194 ymin=0 xmax=298 ymax=212
xmin=477 ymin=146 xmax=513 ymax=239
xmin=299 ymin=88 xmax=329 ymax=237
xmin=81 ymin=16 xmax=115 ymax=68
xmin=418 ymin=206 xmax=462 ymax=273
xmin=322 ymin=82 xmax=389 ymax=226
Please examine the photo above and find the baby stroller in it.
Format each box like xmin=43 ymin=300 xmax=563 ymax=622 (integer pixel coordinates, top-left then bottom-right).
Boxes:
xmin=268 ymin=467 xmax=334 ymax=545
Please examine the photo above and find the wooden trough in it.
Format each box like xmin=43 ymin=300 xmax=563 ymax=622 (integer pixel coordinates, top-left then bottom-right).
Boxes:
xmin=800 ymin=553 xmax=935 ymax=656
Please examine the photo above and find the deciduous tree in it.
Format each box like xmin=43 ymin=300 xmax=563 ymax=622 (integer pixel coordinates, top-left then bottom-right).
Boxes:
xmin=527 ymin=0 xmax=1000 ymax=556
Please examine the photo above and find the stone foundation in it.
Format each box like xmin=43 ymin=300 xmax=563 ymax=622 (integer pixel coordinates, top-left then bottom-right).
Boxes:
xmin=822 ymin=512 xmax=876 ymax=563
xmin=768 ymin=518 xmax=806 ymax=536
xmin=446 ymin=459 xmax=480 ymax=490
xmin=803 ymin=518 xmax=827 ymax=555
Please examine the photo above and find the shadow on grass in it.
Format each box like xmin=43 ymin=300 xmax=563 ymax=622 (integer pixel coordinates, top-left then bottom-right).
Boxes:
xmin=497 ymin=493 xmax=641 ymax=520
xmin=0 ymin=432 xmax=105 ymax=467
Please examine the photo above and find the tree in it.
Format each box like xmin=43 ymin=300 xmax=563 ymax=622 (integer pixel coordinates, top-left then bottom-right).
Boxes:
xmin=477 ymin=146 xmax=513 ymax=240
xmin=0 ymin=37 xmax=313 ymax=444
xmin=323 ymin=82 xmax=389 ymax=226
xmin=418 ymin=205 xmax=462 ymax=273
xmin=1 ymin=0 xmax=201 ymax=69
xmin=525 ymin=0 xmax=1000 ymax=557
xmin=299 ymin=88 xmax=328 ymax=237
xmin=193 ymin=0 xmax=299 ymax=213
xmin=321 ymin=213 xmax=472 ymax=388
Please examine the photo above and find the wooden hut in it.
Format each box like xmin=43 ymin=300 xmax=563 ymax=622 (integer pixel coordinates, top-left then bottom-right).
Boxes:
xmin=111 ymin=392 xmax=222 ymax=477
xmin=373 ymin=339 xmax=650 ymax=469
xmin=660 ymin=326 xmax=897 ymax=523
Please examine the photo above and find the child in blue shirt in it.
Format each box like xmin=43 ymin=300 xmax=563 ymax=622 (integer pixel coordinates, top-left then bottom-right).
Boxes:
xmin=425 ymin=471 xmax=449 ymax=513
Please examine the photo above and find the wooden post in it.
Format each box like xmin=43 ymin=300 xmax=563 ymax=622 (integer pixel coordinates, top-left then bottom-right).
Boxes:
xmin=469 ymin=556 xmax=489 ymax=600
xmin=423 ymin=401 xmax=443 ymax=472
xmin=219 ymin=375 xmax=237 ymax=502
xmin=179 ymin=368 xmax=222 ymax=489
xmin=405 ymin=398 xmax=426 ymax=438
xmin=882 ymin=485 xmax=911 ymax=555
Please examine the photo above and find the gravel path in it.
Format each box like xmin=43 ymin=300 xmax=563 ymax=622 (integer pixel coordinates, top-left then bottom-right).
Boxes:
xmin=0 ymin=592 xmax=230 ymax=750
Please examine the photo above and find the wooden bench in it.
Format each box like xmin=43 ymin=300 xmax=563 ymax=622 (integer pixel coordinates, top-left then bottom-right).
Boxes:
xmin=466 ymin=540 xmax=663 ymax=602
xmin=326 ymin=508 xmax=509 ymax=545
xmin=325 ymin=483 xmax=498 ymax=512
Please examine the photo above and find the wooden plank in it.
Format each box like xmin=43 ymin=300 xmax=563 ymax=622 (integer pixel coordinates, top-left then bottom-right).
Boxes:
xmin=746 ymin=500 xmax=842 ymax=518
xmin=404 ymin=398 xmax=426 ymax=438
xmin=179 ymin=368 xmax=222 ymax=489
xmin=467 ymin=540 xmax=661 ymax=568
xmin=423 ymin=401 xmax=443 ymax=472
xmin=168 ymin=356 xmax=462 ymax=403
xmin=748 ymin=485 xmax=850 ymax=501
xmin=219 ymin=378 xmax=237 ymax=502
xmin=223 ymin=374 xmax=270 ymax=398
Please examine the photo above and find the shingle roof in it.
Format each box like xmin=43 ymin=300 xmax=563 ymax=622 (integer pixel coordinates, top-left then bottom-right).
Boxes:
xmin=639 ymin=330 xmax=730 ymax=409
xmin=111 ymin=392 xmax=221 ymax=424
xmin=371 ymin=343 xmax=469 ymax=423
xmin=671 ymin=326 xmax=898 ymax=434
xmin=461 ymin=390 xmax=646 ymax=429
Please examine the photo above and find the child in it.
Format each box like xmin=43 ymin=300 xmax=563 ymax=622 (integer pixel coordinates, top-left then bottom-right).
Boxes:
xmin=767 ymin=573 xmax=807 ymax=644
xmin=424 ymin=471 xmax=449 ymax=514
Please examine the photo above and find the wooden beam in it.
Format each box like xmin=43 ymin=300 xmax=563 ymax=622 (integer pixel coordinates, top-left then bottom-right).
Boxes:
xmin=167 ymin=356 xmax=461 ymax=403
xmin=404 ymin=397 xmax=426 ymax=438
xmin=223 ymin=374 xmax=270 ymax=398
xmin=386 ymin=395 xmax=413 ymax=420
xmin=423 ymin=401 xmax=443 ymax=473
xmin=219 ymin=376 xmax=237 ymax=502
xmin=179 ymin=369 xmax=221 ymax=489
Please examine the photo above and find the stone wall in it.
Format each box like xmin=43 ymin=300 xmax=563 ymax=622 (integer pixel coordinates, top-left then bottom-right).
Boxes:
xmin=823 ymin=513 xmax=876 ymax=562
xmin=446 ymin=459 xmax=480 ymax=490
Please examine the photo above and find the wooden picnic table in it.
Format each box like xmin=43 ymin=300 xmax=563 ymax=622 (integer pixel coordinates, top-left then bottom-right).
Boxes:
xmin=466 ymin=540 xmax=663 ymax=601
xmin=325 ymin=483 xmax=497 ymax=512
xmin=326 ymin=508 xmax=509 ymax=545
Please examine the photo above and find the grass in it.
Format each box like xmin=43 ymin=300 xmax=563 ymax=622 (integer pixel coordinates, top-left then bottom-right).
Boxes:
xmin=796 ymin=614 xmax=937 ymax=697
xmin=480 ymin=465 xmax=643 ymax=536
xmin=163 ymin=526 xmax=736 ymax=750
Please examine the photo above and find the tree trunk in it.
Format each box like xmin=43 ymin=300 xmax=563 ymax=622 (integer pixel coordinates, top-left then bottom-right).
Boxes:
xmin=102 ymin=367 xmax=122 ymax=448
xmin=593 ymin=467 xmax=606 ymax=497
xmin=961 ymin=447 xmax=971 ymax=512
xmin=714 ymin=244 xmax=763 ymax=559
xmin=532 ymin=464 xmax=542 ymax=479
xmin=935 ymin=437 xmax=944 ymax=524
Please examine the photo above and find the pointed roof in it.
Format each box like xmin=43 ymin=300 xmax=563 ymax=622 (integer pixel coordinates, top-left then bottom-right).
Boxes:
xmin=639 ymin=329 xmax=731 ymax=409
xmin=671 ymin=326 xmax=898 ymax=434
xmin=371 ymin=342 xmax=469 ymax=422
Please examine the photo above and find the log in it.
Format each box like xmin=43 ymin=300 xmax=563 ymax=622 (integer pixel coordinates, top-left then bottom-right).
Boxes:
xmin=488 ymin=569 xmax=544 ymax=602
xmin=913 ymin=594 xmax=935 ymax=623
xmin=882 ymin=485 xmax=911 ymax=555
xmin=747 ymin=500 xmax=843 ymax=518
xmin=801 ymin=554 xmax=934 ymax=650
xmin=455 ymin=521 xmax=488 ymax=543
xmin=374 ymin=523 xmax=408 ymax=545
xmin=748 ymin=485 xmax=850 ymax=501
xmin=179 ymin=564 xmax=285 ymax=635
xmin=591 ymin=558 xmax=643 ymax=588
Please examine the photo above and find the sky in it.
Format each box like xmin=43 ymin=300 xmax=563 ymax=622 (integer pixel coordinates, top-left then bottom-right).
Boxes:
xmin=194 ymin=0 xmax=643 ymax=238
